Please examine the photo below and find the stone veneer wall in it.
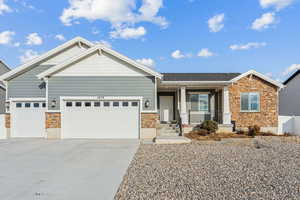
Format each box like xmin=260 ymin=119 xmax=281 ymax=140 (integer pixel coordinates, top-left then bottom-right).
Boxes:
xmin=5 ymin=113 xmax=10 ymax=128
xmin=229 ymin=75 xmax=278 ymax=131
xmin=141 ymin=113 xmax=159 ymax=128
xmin=45 ymin=112 xmax=61 ymax=128
xmin=141 ymin=113 xmax=159 ymax=139
xmin=45 ymin=112 xmax=61 ymax=139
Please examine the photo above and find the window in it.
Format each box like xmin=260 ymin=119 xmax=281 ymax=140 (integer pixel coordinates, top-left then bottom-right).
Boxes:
xmin=104 ymin=102 xmax=110 ymax=107
xmin=132 ymin=102 xmax=138 ymax=107
xmin=25 ymin=103 xmax=31 ymax=108
xmin=94 ymin=102 xmax=101 ymax=107
xmin=190 ymin=94 xmax=209 ymax=111
xmin=33 ymin=103 xmax=40 ymax=108
xmin=75 ymin=102 xmax=82 ymax=107
xmin=85 ymin=102 xmax=91 ymax=107
xmin=66 ymin=102 xmax=73 ymax=107
xmin=42 ymin=103 xmax=46 ymax=108
xmin=113 ymin=102 xmax=119 ymax=107
xmin=241 ymin=93 xmax=260 ymax=112
xmin=16 ymin=103 xmax=22 ymax=108
xmin=122 ymin=102 xmax=129 ymax=107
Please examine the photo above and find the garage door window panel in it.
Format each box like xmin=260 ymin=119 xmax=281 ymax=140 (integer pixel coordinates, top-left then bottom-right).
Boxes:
xmin=34 ymin=103 xmax=40 ymax=108
xmin=25 ymin=103 xmax=31 ymax=108
xmin=66 ymin=102 xmax=73 ymax=107
xmin=75 ymin=102 xmax=82 ymax=107
xmin=94 ymin=102 xmax=101 ymax=107
xmin=16 ymin=103 xmax=22 ymax=108
xmin=85 ymin=102 xmax=91 ymax=107
xmin=104 ymin=102 xmax=110 ymax=107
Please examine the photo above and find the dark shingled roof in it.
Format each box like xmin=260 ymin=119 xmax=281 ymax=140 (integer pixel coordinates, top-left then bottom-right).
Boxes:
xmin=162 ymin=73 xmax=241 ymax=82
xmin=283 ymin=70 xmax=300 ymax=85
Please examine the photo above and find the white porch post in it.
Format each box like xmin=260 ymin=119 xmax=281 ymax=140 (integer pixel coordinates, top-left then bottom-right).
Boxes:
xmin=223 ymin=86 xmax=232 ymax=124
xmin=180 ymin=86 xmax=188 ymax=125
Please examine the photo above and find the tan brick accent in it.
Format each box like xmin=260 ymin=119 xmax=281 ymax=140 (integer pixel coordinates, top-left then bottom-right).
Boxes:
xmin=141 ymin=113 xmax=159 ymax=128
xmin=5 ymin=114 xmax=10 ymax=128
xmin=229 ymin=75 xmax=278 ymax=128
xmin=46 ymin=112 xmax=61 ymax=129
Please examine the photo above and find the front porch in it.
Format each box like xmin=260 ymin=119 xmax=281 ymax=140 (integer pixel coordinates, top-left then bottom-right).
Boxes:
xmin=157 ymin=84 xmax=233 ymax=134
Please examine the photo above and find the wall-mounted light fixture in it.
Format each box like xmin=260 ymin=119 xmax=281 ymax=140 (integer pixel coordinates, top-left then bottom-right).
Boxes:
xmin=51 ymin=99 xmax=57 ymax=108
xmin=5 ymin=101 xmax=10 ymax=112
xmin=145 ymin=100 xmax=150 ymax=108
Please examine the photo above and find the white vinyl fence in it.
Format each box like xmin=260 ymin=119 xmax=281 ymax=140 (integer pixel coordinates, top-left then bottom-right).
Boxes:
xmin=0 ymin=114 xmax=6 ymax=139
xmin=278 ymin=116 xmax=300 ymax=136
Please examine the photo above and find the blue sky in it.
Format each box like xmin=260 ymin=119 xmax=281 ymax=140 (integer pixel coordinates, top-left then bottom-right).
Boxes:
xmin=0 ymin=0 xmax=299 ymax=81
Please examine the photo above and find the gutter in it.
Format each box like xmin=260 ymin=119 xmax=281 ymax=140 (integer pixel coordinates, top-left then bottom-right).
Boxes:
xmin=160 ymin=81 xmax=232 ymax=85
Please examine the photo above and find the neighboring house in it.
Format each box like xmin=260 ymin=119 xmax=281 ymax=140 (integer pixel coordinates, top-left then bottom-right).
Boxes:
xmin=0 ymin=37 xmax=283 ymax=140
xmin=0 ymin=61 xmax=10 ymax=114
xmin=280 ymin=70 xmax=300 ymax=116
xmin=278 ymin=70 xmax=300 ymax=135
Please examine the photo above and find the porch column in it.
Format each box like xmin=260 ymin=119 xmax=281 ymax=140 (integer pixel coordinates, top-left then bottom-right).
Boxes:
xmin=180 ymin=86 xmax=188 ymax=125
xmin=223 ymin=86 xmax=231 ymax=124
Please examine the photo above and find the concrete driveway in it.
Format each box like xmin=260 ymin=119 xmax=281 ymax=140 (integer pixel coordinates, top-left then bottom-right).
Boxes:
xmin=0 ymin=139 xmax=139 ymax=200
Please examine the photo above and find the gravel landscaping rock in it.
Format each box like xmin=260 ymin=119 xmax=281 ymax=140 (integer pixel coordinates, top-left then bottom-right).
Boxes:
xmin=115 ymin=137 xmax=300 ymax=200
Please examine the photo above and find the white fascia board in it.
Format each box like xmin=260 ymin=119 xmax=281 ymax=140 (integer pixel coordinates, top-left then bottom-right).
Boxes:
xmin=37 ymin=45 xmax=100 ymax=79
xmin=60 ymin=96 xmax=143 ymax=101
xmin=99 ymin=46 xmax=163 ymax=79
xmin=0 ymin=37 xmax=94 ymax=81
xmin=37 ymin=45 xmax=163 ymax=79
xmin=160 ymin=81 xmax=232 ymax=85
xmin=230 ymin=70 xmax=284 ymax=88
xmin=9 ymin=98 xmax=46 ymax=102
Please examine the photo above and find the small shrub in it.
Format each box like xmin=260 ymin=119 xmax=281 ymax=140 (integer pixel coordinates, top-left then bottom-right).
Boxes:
xmin=248 ymin=125 xmax=261 ymax=137
xmin=237 ymin=129 xmax=245 ymax=135
xmin=253 ymin=125 xmax=261 ymax=134
xmin=201 ymin=120 xmax=218 ymax=134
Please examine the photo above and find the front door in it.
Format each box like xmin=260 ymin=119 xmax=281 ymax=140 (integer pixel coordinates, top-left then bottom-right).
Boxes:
xmin=159 ymin=96 xmax=174 ymax=122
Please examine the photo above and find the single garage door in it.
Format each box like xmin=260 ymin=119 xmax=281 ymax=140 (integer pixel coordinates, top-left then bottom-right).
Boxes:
xmin=61 ymin=100 xmax=140 ymax=139
xmin=10 ymin=101 xmax=46 ymax=138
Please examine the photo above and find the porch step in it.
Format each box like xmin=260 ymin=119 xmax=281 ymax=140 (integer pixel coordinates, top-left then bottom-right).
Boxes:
xmin=155 ymin=136 xmax=191 ymax=144
xmin=157 ymin=123 xmax=180 ymax=137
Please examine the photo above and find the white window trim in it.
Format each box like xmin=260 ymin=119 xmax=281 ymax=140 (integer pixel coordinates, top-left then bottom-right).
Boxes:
xmin=240 ymin=92 xmax=260 ymax=112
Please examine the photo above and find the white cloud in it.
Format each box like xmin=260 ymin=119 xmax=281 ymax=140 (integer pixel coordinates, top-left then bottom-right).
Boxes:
xmin=110 ymin=26 xmax=146 ymax=39
xmin=60 ymin=0 xmax=168 ymax=29
xmin=171 ymin=50 xmax=186 ymax=59
xmin=55 ymin=34 xmax=66 ymax=41
xmin=26 ymin=33 xmax=43 ymax=45
xmin=136 ymin=58 xmax=155 ymax=67
xmin=259 ymin=0 xmax=294 ymax=10
xmin=265 ymin=72 xmax=273 ymax=78
xmin=282 ymin=64 xmax=300 ymax=76
xmin=251 ymin=12 xmax=276 ymax=30
xmin=94 ymin=40 xmax=112 ymax=48
xmin=198 ymin=48 xmax=214 ymax=57
xmin=230 ymin=42 xmax=267 ymax=50
xmin=92 ymin=27 xmax=100 ymax=35
xmin=208 ymin=13 xmax=224 ymax=33
xmin=0 ymin=31 xmax=15 ymax=45
xmin=19 ymin=49 xmax=40 ymax=63
xmin=13 ymin=42 xmax=20 ymax=47
xmin=0 ymin=0 xmax=11 ymax=15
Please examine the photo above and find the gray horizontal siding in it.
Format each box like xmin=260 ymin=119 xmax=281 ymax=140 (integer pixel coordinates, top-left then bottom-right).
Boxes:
xmin=7 ymin=65 xmax=53 ymax=98
xmin=48 ymin=76 xmax=156 ymax=111
xmin=0 ymin=88 xmax=6 ymax=114
xmin=279 ymin=73 xmax=300 ymax=116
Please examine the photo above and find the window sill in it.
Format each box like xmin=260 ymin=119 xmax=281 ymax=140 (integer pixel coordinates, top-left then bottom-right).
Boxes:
xmin=240 ymin=111 xmax=260 ymax=113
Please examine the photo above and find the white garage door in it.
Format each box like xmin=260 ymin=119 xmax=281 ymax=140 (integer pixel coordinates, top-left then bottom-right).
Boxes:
xmin=61 ymin=100 xmax=140 ymax=139
xmin=11 ymin=101 xmax=46 ymax=138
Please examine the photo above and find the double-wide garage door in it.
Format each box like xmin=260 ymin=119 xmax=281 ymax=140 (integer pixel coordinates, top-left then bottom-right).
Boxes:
xmin=61 ymin=100 xmax=140 ymax=139
xmin=10 ymin=101 xmax=46 ymax=138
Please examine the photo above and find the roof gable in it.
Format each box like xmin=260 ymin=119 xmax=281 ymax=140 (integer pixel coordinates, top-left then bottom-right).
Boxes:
xmin=283 ymin=70 xmax=300 ymax=85
xmin=0 ymin=37 xmax=94 ymax=81
xmin=37 ymin=45 xmax=162 ymax=79
xmin=231 ymin=70 xmax=284 ymax=88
